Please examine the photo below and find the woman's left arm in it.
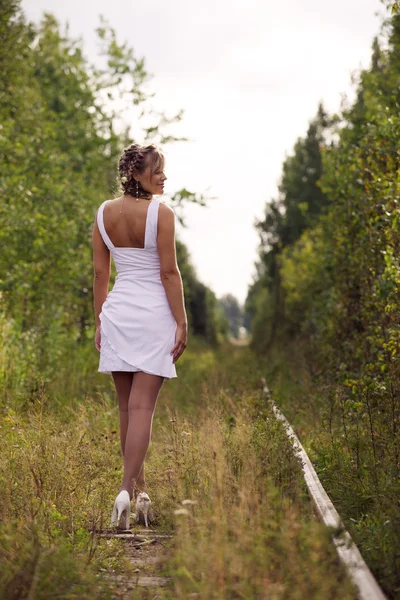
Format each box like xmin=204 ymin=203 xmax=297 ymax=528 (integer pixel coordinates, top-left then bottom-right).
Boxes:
xmin=92 ymin=211 xmax=111 ymax=340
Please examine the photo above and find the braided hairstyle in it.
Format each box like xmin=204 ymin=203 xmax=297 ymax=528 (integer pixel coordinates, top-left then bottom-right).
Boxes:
xmin=118 ymin=143 xmax=165 ymax=200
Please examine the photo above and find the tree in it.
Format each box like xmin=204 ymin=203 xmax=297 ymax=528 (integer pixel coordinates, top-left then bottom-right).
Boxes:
xmin=218 ymin=294 xmax=243 ymax=339
xmin=0 ymin=0 xmax=227 ymax=397
xmin=247 ymin=104 xmax=332 ymax=346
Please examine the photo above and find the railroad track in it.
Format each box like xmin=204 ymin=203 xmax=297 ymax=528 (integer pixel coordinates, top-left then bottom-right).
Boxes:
xmin=93 ymin=378 xmax=387 ymax=599
xmin=95 ymin=528 xmax=173 ymax=596
xmin=261 ymin=377 xmax=387 ymax=600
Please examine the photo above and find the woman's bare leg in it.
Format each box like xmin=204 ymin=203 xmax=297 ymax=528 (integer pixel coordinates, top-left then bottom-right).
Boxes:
xmin=112 ymin=371 xmax=146 ymax=492
xmin=119 ymin=371 xmax=164 ymax=499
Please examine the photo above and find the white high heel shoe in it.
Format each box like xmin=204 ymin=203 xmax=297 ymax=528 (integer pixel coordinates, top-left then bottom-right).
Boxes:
xmin=111 ymin=490 xmax=131 ymax=530
xmin=134 ymin=491 xmax=153 ymax=528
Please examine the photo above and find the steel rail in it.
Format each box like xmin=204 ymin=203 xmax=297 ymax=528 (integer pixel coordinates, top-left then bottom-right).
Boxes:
xmin=261 ymin=379 xmax=387 ymax=600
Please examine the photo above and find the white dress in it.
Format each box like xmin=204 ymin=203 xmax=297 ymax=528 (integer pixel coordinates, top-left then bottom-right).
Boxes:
xmin=97 ymin=197 xmax=177 ymax=380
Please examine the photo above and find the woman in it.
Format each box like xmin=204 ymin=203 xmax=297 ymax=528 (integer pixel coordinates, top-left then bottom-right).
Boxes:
xmin=92 ymin=142 xmax=188 ymax=529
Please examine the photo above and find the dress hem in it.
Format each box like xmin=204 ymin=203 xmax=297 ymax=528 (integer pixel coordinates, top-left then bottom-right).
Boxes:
xmin=98 ymin=363 xmax=176 ymax=381
xmin=99 ymin=317 xmax=177 ymax=380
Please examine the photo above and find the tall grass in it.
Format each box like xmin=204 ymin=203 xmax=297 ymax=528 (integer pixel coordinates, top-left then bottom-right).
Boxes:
xmin=0 ymin=340 xmax=357 ymax=599
xmin=0 ymin=389 xmax=123 ymax=599
xmin=154 ymin=402 xmax=356 ymax=599
xmin=263 ymin=336 xmax=400 ymax=599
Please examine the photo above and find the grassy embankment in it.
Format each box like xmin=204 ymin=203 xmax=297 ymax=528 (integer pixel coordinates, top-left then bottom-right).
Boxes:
xmin=0 ymin=339 xmax=357 ymax=599
xmin=265 ymin=337 xmax=400 ymax=599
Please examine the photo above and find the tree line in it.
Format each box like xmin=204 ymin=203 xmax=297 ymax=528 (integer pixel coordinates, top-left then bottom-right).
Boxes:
xmin=0 ymin=0 xmax=231 ymax=401
xmin=245 ymin=4 xmax=400 ymax=595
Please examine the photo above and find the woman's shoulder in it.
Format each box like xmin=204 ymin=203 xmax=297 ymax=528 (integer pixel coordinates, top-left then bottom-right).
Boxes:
xmin=157 ymin=200 xmax=176 ymax=234
xmin=158 ymin=199 xmax=175 ymax=216
xmin=97 ymin=198 xmax=115 ymax=211
xmin=103 ymin=197 xmax=121 ymax=206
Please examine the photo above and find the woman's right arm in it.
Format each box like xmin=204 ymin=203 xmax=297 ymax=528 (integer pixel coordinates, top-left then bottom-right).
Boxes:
xmin=157 ymin=203 xmax=188 ymax=363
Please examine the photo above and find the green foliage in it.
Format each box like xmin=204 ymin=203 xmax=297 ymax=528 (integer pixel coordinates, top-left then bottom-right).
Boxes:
xmin=248 ymin=10 xmax=400 ymax=596
xmin=254 ymin=103 xmax=332 ymax=265
xmin=0 ymin=392 xmax=125 ymax=599
xmin=279 ymin=220 xmax=335 ymax=339
xmin=0 ymin=340 xmax=358 ymax=599
xmin=0 ymin=0 xmax=227 ymax=401
xmin=175 ymin=241 xmax=228 ymax=345
xmin=218 ymin=293 xmax=243 ymax=338
xmin=246 ymin=103 xmax=333 ymax=348
xmin=152 ymin=344 xmax=357 ymax=599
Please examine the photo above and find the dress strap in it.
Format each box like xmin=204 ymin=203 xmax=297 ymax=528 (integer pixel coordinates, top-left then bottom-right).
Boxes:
xmin=97 ymin=200 xmax=115 ymax=250
xmin=144 ymin=198 xmax=160 ymax=249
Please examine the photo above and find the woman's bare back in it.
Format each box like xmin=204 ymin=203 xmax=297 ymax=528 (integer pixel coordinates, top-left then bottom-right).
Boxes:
xmin=102 ymin=196 xmax=153 ymax=249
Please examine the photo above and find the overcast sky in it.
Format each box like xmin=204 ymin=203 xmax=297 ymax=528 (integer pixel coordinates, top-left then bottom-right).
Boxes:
xmin=22 ymin=0 xmax=385 ymax=304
